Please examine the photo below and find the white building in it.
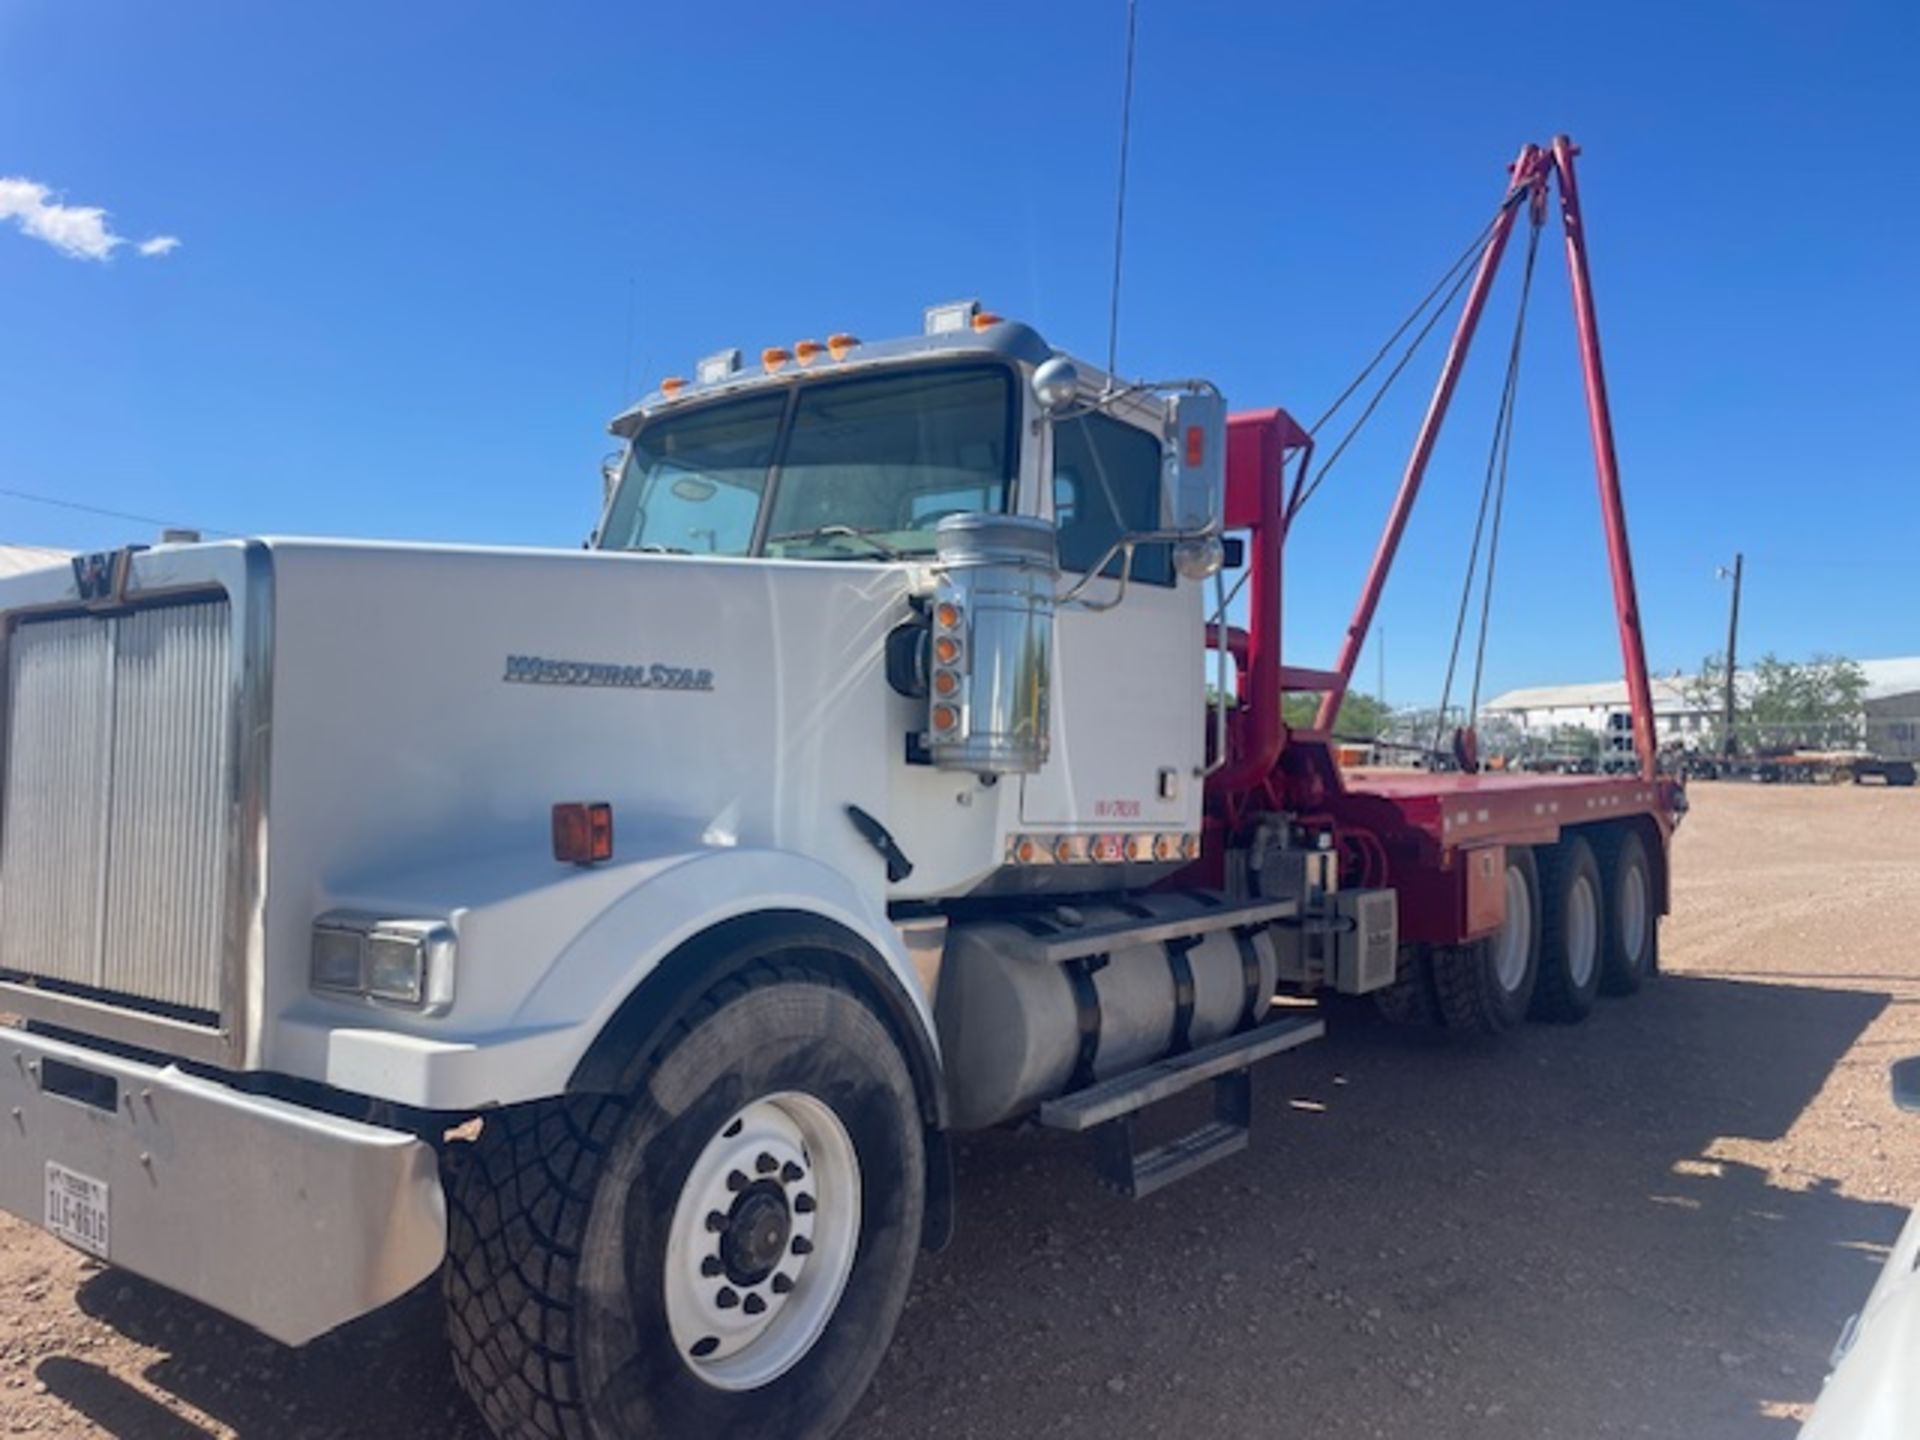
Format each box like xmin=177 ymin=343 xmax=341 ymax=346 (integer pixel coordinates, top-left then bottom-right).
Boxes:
xmin=0 ymin=544 xmax=70 ymax=577
xmin=1484 ymin=657 xmax=1920 ymax=753
xmin=1482 ymin=674 xmax=1704 ymax=746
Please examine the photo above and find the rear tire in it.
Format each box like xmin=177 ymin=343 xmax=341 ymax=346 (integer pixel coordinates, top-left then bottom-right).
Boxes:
xmin=1433 ymin=848 xmax=1539 ymax=1033
xmin=1373 ymin=944 xmax=1441 ymax=1027
xmin=1532 ymin=835 xmax=1604 ymax=1022
xmin=1598 ymin=829 xmax=1658 ymax=995
xmin=445 ymin=962 xmax=925 ymax=1440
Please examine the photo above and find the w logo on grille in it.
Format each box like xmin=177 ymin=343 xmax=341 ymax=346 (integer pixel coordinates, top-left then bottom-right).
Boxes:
xmin=71 ymin=546 xmax=146 ymax=606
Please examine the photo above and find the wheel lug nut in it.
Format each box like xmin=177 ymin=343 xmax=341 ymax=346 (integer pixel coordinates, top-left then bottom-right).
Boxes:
xmin=716 ymin=1287 xmax=740 ymax=1309
xmin=772 ymin=1273 xmax=795 ymax=1295
xmin=743 ymin=1293 xmax=767 ymax=1316
xmin=705 ymin=1210 xmax=728 ymax=1233
xmin=793 ymin=1192 xmax=816 ymax=1215
xmin=780 ymin=1161 xmax=804 ymax=1184
xmin=755 ymin=1152 xmax=777 ymax=1174
xmin=726 ymin=1169 xmax=749 ymax=1192
xmin=791 ymin=1235 xmax=813 ymax=1256
xmin=691 ymin=1336 xmax=720 ymax=1359
xmin=700 ymin=1255 xmax=723 ymax=1278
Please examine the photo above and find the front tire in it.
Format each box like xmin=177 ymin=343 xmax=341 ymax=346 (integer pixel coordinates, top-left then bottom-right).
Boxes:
xmin=445 ymin=964 xmax=925 ymax=1440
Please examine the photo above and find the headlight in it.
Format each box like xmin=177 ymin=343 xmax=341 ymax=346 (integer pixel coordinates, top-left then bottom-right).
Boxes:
xmin=311 ymin=912 xmax=456 ymax=1014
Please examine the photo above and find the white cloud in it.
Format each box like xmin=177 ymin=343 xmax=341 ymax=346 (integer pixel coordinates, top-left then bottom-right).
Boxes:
xmin=0 ymin=177 xmax=179 ymax=262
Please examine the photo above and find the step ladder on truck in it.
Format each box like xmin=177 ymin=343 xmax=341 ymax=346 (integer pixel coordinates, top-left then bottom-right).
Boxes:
xmin=0 ymin=136 xmax=1682 ymax=1440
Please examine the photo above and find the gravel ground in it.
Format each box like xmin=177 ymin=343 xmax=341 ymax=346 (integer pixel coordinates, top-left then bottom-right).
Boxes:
xmin=4 ymin=783 xmax=1917 ymax=1439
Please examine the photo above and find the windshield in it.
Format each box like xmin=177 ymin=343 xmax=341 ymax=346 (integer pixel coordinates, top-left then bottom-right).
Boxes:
xmin=598 ymin=393 xmax=783 ymax=555
xmin=598 ymin=364 xmax=1015 ymax=559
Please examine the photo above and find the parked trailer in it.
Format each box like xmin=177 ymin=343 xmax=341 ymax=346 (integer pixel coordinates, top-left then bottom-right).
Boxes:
xmin=0 ymin=137 xmax=1679 ymax=1440
xmin=1685 ymin=750 xmax=1916 ymax=786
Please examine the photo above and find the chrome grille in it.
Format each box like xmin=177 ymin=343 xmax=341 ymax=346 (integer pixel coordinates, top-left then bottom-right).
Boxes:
xmin=1 ymin=598 xmax=233 ymax=1017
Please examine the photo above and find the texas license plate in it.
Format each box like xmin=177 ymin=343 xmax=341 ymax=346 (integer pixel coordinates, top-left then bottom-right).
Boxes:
xmin=45 ymin=1162 xmax=109 ymax=1258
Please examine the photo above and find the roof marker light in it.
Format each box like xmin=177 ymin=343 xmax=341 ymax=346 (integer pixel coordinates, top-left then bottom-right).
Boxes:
xmin=659 ymin=376 xmax=687 ymax=397
xmin=762 ymin=346 xmax=792 ymax=374
xmin=827 ymin=332 xmax=860 ymax=360
xmin=794 ymin=338 xmax=824 ymax=367
xmin=971 ymin=310 xmax=1004 ymax=332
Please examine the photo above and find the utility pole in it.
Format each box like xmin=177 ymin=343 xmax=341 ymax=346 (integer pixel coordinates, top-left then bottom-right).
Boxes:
xmin=1718 ymin=553 xmax=1743 ymax=756
xmin=1377 ymin=627 xmax=1386 ymax=732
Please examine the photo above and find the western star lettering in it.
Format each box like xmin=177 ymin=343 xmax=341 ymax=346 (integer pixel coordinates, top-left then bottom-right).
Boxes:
xmin=503 ymin=655 xmax=715 ymax=691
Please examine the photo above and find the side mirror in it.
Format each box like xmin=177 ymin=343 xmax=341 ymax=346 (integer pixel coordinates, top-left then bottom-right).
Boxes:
xmin=1167 ymin=390 xmax=1226 ymax=536
xmin=1894 ymin=1056 xmax=1920 ymax=1114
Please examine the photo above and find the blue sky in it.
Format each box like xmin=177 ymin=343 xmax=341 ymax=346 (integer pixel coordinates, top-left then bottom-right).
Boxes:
xmin=2 ymin=1 xmax=1914 ymax=705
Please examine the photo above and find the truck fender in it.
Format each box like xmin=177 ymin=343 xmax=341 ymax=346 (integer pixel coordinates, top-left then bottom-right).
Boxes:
xmin=545 ymin=847 xmax=947 ymax=1129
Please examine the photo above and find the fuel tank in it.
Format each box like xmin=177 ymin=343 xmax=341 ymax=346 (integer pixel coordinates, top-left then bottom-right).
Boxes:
xmin=934 ymin=896 xmax=1279 ymax=1129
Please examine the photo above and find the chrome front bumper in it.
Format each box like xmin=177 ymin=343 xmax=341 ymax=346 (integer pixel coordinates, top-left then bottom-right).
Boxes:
xmin=0 ymin=1027 xmax=445 ymax=1345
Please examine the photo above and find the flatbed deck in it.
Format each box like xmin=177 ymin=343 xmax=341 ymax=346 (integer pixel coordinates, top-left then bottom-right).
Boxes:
xmin=1340 ymin=768 xmax=1682 ymax=848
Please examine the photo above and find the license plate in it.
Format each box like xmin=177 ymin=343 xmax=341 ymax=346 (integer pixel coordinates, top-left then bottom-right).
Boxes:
xmin=45 ymin=1161 xmax=109 ymax=1258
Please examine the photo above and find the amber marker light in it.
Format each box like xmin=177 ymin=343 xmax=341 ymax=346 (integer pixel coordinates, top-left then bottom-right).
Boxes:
xmin=659 ymin=376 xmax=687 ymax=397
xmin=826 ymin=332 xmax=860 ymax=360
xmin=794 ymin=339 xmax=824 ymax=367
xmin=552 ymin=802 xmax=614 ymax=865
xmin=933 ymin=635 xmax=960 ymax=665
xmin=932 ymin=703 xmax=959 ymax=732
xmin=934 ymin=602 xmax=961 ymax=630
xmin=762 ymin=346 xmax=792 ymax=374
xmin=932 ymin=669 xmax=960 ymax=697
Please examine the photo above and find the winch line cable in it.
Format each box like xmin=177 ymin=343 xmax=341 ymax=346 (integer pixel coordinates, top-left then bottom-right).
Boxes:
xmin=1290 ymin=192 xmax=1528 ymax=521
xmin=1466 ymin=216 xmax=1542 ymax=726
xmin=1431 ymin=211 xmax=1542 ymax=757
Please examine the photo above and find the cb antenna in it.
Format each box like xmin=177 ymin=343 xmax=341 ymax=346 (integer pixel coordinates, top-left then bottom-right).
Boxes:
xmin=1105 ymin=0 xmax=1139 ymax=378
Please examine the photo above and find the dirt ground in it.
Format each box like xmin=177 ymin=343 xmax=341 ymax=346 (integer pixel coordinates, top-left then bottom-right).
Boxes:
xmin=3 ymin=783 xmax=1917 ymax=1439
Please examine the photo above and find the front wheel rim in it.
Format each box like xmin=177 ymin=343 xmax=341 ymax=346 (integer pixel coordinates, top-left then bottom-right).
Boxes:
xmin=663 ymin=1091 xmax=862 ymax=1392
xmin=1567 ymin=874 xmax=1600 ymax=988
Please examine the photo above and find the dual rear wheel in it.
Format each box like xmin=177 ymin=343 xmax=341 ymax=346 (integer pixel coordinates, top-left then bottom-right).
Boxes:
xmin=1418 ymin=826 xmax=1657 ymax=1034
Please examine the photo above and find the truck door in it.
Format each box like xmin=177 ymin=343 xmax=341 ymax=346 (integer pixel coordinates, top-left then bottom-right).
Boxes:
xmin=1020 ymin=410 xmax=1204 ymax=831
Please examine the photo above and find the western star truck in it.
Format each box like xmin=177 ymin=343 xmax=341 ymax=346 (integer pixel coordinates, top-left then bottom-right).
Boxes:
xmin=0 ymin=137 xmax=1681 ymax=1440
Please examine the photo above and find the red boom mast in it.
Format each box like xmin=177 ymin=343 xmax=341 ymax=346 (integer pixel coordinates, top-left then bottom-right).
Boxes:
xmin=1311 ymin=135 xmax=1657 ymax=781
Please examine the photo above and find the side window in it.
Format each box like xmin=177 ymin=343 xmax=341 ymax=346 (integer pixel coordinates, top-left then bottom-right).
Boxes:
xmin=1051 ymin=413 xmax=1173 ymax=585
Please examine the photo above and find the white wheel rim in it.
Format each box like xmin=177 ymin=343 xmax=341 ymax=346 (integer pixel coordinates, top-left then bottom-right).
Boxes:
xmin=663 ymin=1091 xmax=861 ymax=1392
xmin=1619 ymin=863 xmax=1649 ymax=968
xmin=1495 ymin=862 xmax=1533 ymax=993
xmin=1567 ymin=873 xmax=1599 ymax=988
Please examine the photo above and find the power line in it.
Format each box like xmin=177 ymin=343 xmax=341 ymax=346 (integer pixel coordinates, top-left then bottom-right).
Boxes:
xmin=0 ymin=484 xmax=235 ymax=538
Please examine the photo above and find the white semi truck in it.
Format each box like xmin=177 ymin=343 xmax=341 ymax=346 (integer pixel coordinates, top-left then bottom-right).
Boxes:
xmin=0 ymin=138 xmax=1681 ymax=1440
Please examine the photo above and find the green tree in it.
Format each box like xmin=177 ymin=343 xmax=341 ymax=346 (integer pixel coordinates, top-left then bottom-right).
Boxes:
xmin=1685 ymin=651 xmax=1867 ymax=752
xmin=1282 ymin=690 xmax=1391 ymax=738
xmin=1747 ymin=652 xmax=1866 ymax=748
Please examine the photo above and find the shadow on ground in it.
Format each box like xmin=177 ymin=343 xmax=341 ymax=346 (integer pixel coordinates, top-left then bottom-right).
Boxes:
xmin=50 ymin=974 xmax=1908 ymax=1440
